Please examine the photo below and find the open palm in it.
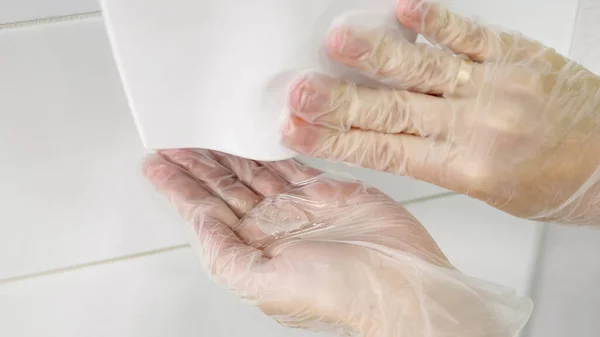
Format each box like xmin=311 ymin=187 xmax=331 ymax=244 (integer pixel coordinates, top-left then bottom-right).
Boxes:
xmin=144 ymin=149 xmax=530 ymax=337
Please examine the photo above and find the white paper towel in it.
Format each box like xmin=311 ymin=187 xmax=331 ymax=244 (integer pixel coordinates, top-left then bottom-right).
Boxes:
xmin=100 ymin=0 xmax=416 ymax=161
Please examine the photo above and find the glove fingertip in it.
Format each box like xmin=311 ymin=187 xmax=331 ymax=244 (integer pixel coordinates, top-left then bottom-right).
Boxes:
xmin=396 ymin=0 xmax=428 ymax=29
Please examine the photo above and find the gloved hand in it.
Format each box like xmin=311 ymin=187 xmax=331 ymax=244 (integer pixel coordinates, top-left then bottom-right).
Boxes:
xmin=144 ymin=149 xmax=532 ymax=337
xmin=281 ymin=0 xmax=600 ymax=225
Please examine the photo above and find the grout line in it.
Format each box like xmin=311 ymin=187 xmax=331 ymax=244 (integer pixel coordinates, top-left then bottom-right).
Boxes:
xmin=565 ymin=0 xmax=583 ymax=59
xmin=526 ymin=224 xmax=549 ymax=296
xmin=400 ymin=191 xmax=457 ymax=206
xmin=520 ymin=223 xmax=549 ymax=337
xmin=0 ymin=192 xmax=455 ymax=286
xmin=0 ymin=11 xmax=102 ymax=31
xmin=0 ymin=244 xmax=190 ymax=285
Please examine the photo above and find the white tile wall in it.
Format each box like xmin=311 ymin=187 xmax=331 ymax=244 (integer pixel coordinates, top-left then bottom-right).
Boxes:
xmin=527 ymin=225 xmax=600 ymax=337
xmin=0 ymin=0 xmax=592 ymax=336
xmin=0 ymin=196 xmax=540 ymax=337
xmin=0 ymin=0 xmax=98 ymax=24
xmin=0 ymin=248 xmax=317 ymax=337
xmin=406 ymin=195 xmax=542 ymax=295
xmin=0 ymin=19 xmax=186 ymax=280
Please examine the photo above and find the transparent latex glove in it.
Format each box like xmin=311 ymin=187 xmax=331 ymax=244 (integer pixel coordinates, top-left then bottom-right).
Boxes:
xmin=281 ymin=0 xmax=600 ymax=225
xmin=144 ymin=149 xmax=532 ymax=337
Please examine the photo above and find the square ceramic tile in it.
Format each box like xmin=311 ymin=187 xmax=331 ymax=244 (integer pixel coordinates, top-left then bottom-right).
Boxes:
xmin=526 ymin=224 xmax=600 ymax=337
xmin=0 ymin=248 xmax=318 ymax=337
xmin=300 ymin=157 xmax=448 ymax=202
xmin=406 ymin=195 xmax=543 ymax=295
xmin=0 ymin=0 xmax=98 ymax=23
xmin=0 ymin=19 xmax=186 ymax=280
